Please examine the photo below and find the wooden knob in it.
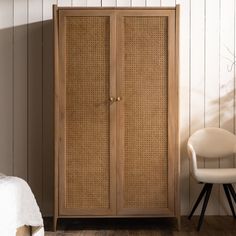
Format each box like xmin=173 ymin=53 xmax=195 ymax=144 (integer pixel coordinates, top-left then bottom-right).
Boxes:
xmin=116 ymin=97 xmax=122 ymax=101
xmin=109 ymin=97 xmax=115 ymax=102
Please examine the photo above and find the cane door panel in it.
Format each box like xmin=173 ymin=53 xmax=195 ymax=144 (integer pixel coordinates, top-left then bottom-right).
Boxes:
xmin=58 ymin=10 xmax=116 ymax=215
xmin=116 ymin=11 xmax=176 ymax=216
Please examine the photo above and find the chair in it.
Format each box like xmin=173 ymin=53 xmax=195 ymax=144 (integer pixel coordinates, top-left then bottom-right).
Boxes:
xmin=187 ymin=127 xmax=236 ymax=230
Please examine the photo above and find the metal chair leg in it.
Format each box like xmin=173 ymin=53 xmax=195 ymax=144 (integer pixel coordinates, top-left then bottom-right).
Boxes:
xmin=228 ymin=184 xmax=236 ymax=204
xmin=188 ymin=184 xmax=209 ymax=220
xmin=223 ymin=184 xmax=236 ymax=218
xmin=197 ymin=184 xmax=213 ymax=231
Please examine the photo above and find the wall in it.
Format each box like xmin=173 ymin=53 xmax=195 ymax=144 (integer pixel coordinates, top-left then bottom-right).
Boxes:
xmin=0 ymin=0 xmax=235 ymax=216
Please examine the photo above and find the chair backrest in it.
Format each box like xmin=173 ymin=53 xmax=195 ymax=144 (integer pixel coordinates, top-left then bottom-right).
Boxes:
xmin=187 ymin=127 xmax=236 ymax=158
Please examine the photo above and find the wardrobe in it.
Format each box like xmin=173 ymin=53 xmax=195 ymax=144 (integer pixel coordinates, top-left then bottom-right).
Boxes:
xmin=53 ymin=5 xmax=179 ymax=230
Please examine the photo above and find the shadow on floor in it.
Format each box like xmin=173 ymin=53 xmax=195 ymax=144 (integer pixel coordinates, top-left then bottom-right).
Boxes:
xmin=44 ymin=216 xmax=236 ymax=235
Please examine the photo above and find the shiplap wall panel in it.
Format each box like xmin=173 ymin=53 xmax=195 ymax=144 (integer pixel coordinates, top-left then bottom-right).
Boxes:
xmin=1 ymin=0 xmax=236 ymax=216
xmin=176 ymin=0 xmax=190 ymax=215
xmin=102 ymin=0 xmax=116 ymax=6
xmin=0 ymin=1 xmax=13 ymax=176
xmin=219 ymin=0 xmax=235 ymax=216
xmin=204 ymin=0 xmax=220 ymax=215
xmin=87 ymin=0 xmax=101 ymax=6
xmin=117 ymin=0 xmax=131 ymax=6
xmin=161 ymin=0 xmax=175 ymax=6
xmin=58 ymin=0 xmax=72 ymax=6
xmin=42 ymin=0 xmax=56 ymax=216
xmin=146 ymin=0 xmax=160 ymax=6
xmin=190 ymin=0 xmax=205 ymax=215
xmin=73 ymin=0 xmax=87 ymax=5
xmin=131 ymin=0 xmax=146 ymax=6
xmin=13 ymin=0 xmax=28 ymax=180
xmin=28 ymin=0 xmax=43 ymax=209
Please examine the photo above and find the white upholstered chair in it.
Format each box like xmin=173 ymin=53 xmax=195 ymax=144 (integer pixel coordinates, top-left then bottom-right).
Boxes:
xmin=187 ymin=127 xmax=236 ymax=230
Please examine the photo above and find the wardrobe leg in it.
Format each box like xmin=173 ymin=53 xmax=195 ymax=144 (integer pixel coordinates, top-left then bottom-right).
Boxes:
xmin=223 ymin=184 xmax=236 ymax=218
xmin=188 ymin=184 xmax=208 ymax=220
xmin=228 ymin=184 xmax=236 ymax=204
xmin=53 ymin=216 xmax=58 ymax=232
xmin=177 ymin=215 xmax=181 ymax=231
xmin=197 ymin=184 xmax=213 ymax=231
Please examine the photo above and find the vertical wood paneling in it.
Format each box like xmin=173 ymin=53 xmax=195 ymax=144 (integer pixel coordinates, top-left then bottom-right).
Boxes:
xmin=42 ymin=0 xmax=56 ymax=216
xmin=219 ymin=0 xmax=235 ymax=216
xmin=87 ymin=0 xmax=101 ymax=6
xmin=0 ymin=0 xmax=14 ymax=176
xmin=58 ymin=0 xmax=72 ymax=6
xmin=146 ymin=0 xmax=160 ymax=6
xmin=117 ymin=0 xmax=131 ymax=6
xmin=205 ymin=0 xmax=220 ymax=215
xmin=28 ymin=0 xmax=43 ymax=208
xmin=102 ymin=0 xmax=116 ymax=6
xmin=205 ymin=1 xmax=220 ymax=130
xmin=161 ymin=0 xmax=175 ymax=7
xmin=220 ymin=3 xmax=235 ymax=137
xmin=13 ymin=0 xmax=28 ymax=180
xmin=190 ymin=0 xmax=205 ymax=215
xmin=176 ymin=0 xmax=190 ymax=215
xmin=72 ymin=0 xmax=87 ymax=6
xmin=131 ymin=0 xmax=146 ymax=6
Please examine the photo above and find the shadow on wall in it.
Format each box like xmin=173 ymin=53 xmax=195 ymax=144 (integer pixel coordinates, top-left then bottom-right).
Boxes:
xmin=211 ymin=80 xmax=235 ymax=131
xmin=185 ymin=79 xmax=236 ymax=136
xmin=0 ymin=20 xmax=54 ymax=216
xmin=183 ymin=78 xmax=236 ymax=215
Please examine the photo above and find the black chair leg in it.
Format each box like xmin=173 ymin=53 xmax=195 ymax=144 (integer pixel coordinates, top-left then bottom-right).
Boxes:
xmin=223 ymin=184 xmax=236 ymax=218
xmin=188 ymin=184 xmax=209 ymax=220
xmin=228 ymin=184 xmax=236 ymax=204
xmin=197 ymin=184 xmax=213 ymax=231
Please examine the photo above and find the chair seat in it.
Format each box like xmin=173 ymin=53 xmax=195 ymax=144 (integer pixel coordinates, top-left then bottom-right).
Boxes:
xmin=195 ymin=168 xmax=236 ymax=184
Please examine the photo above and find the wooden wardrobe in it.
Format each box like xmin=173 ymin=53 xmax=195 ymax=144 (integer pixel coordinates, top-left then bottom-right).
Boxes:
xmin=54 ymin=5 xmax=179 ymax=230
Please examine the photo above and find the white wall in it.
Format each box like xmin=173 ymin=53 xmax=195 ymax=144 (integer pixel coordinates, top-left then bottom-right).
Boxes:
xmin=0 ymin=0 xmax=235 ymax=216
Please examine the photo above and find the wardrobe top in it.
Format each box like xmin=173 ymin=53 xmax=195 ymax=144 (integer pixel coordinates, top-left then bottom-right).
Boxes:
xmin=54 ymin=5 xmax=179 ymax=11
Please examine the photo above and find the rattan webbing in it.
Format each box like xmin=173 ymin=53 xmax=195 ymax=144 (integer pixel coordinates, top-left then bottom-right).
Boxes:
xmin=65 ymin=16 xmax=110 ymax=209
xmin=123 ymin=16 xmax=168 ymax=208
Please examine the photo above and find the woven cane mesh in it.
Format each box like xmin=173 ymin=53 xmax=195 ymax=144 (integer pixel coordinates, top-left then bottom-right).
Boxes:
xmin=123 ymin=16 xmax=168 ymax=208
xmin=65 ymin=16 xmax=110 ymax=209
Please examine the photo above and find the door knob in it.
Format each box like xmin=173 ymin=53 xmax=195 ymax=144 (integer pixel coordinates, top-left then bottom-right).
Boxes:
xmin=116 ymin=97 xmax=122 ymax=102
xmin=109 ymin=97 xmax=115 ymax=102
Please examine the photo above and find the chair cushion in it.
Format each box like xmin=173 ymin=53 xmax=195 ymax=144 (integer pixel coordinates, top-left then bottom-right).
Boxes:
xmin=195 ymin=168 xmax=236 ymax=184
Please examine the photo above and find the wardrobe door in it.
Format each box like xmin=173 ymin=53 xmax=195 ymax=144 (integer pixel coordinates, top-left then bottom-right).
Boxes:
xmin=116 ymin=10 xmax=178 ymax=216
xmin=57 ymin=10 xmax=116 ymax=216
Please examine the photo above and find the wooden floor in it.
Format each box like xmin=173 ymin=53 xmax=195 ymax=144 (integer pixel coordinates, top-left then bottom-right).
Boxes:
xmin=45 ymin=216 xmax=236 ymax=236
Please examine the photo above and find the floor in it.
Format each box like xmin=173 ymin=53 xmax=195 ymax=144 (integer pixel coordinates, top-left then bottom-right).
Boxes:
xmin=45 ymin=216 xmax=236 ymax=236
